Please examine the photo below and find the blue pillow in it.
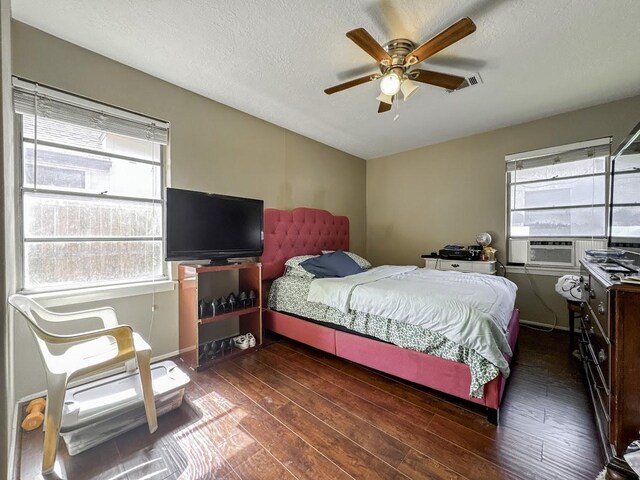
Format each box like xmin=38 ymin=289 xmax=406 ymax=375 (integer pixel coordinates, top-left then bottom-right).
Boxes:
xmin=300 ymin=251 xmax=364 ymax=278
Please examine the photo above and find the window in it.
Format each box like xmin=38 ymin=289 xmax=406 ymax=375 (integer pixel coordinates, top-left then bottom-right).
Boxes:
xmin=13 ymin=78 xmax=170 ymax=291
xmin=506 ymin=139 xmax=611 ymax=238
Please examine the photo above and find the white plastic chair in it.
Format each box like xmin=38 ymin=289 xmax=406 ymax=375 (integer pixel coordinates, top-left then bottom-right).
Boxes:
xmin=8 ymin=294 xmax=158 ymax=474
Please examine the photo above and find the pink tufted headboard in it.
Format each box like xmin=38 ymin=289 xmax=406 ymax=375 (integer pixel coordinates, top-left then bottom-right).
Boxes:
xmin=261 ymin=207 xmax=349 ymax=280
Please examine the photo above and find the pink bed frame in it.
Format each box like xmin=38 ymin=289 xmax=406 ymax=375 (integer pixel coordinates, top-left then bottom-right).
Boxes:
xmin=261 ymin=207 xmax=519 ymax=423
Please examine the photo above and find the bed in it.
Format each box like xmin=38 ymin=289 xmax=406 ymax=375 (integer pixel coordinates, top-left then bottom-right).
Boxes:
xmin=260 ymin=207 xmax=519 ymax=423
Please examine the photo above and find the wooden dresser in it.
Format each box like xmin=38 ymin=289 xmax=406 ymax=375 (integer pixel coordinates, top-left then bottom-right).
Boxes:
xmin=579 ymin=259 xmax=640 ymax=479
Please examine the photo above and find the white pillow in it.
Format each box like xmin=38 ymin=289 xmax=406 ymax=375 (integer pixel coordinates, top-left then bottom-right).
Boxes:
xmin=321 ymin=250 xmax=372 ymax=270
xmin=284 ymin=255 xmax=318 ymax=278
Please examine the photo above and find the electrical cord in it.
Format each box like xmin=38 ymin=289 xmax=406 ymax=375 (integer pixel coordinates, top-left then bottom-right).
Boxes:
xmin=496 ymin=259 xmax=507 ymax=276
xmin=521 ymin=264 xmax=558 ymax=332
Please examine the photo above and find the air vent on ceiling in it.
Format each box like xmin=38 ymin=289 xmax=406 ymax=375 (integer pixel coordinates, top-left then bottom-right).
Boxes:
xmin=446 ymin=72 xmax=483 ymax=93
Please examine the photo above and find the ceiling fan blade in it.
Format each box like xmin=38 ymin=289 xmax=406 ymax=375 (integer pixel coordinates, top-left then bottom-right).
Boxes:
xmin=405 ymin=17 xmax=476 ymax=66
xmin=410 ymin=69 xmax=466 ymax=90
xmin=378 ymin=99 xmax=393 ymax=113
xmin=346 ymin=28 xmax=392 ymax=65
xmin=324 ymin=73 xmax=381 ymax=95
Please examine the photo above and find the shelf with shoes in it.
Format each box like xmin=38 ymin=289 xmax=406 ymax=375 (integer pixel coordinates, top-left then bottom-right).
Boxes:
xmin=196 ymin=332 xmax=259 ymax=367
xmin=197 ymin=290 xmax=260 ymax=325
xmin=199 ymin=306 xmax=261 ymax=325
xmin=178 ymin=262 xmax=262 ymax=370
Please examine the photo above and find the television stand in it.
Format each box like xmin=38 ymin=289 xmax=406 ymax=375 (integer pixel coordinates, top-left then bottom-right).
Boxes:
xmin=178 ymin=262 xmax=262 ymax=371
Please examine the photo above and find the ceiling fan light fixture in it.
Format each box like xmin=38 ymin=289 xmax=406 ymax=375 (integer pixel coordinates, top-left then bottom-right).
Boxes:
xmin=400 ymin=78 xmax=419 ymax=101
xmin=376 ymin=93 xmax=393 ymax=105
xmin=325 ymin=18 xmax=478 ymax=115
xmin=379 ymin=69 xmax=402 ymax=96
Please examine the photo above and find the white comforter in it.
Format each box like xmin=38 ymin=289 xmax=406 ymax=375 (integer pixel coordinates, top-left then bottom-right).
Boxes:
xmin=307 ymin=266 xmax=517 ymax=375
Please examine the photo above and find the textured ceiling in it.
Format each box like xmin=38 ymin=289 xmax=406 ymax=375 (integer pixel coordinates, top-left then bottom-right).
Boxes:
xmin=11 ymin=0 xmax=640 ymax=159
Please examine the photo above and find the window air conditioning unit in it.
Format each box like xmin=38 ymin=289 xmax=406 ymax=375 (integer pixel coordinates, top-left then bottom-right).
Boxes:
xmin=509 ymin=238 xmax=605 ymax=267
xmin=527 ymin=240 xmax=575 ymax=267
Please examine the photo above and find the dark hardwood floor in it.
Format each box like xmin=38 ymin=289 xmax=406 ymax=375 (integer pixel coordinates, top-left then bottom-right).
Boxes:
xmin=16 ymin=328 xmax=604 ymax=479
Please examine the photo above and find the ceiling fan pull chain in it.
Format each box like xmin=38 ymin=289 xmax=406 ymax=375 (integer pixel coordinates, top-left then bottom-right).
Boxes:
xmin=393 ymin=95 xmax=400 ymax=121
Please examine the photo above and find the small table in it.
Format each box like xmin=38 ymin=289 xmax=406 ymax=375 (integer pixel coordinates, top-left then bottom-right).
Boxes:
xmin=567 ymin=300 xmax=582 ymax=353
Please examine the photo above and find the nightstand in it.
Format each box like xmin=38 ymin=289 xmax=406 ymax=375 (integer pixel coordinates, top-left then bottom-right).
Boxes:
xmin=423 ymin=258 xmax=496 ymax=275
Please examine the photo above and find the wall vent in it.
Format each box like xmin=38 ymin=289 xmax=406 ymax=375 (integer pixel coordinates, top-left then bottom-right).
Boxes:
xmin=446 ymin=72 xmax=483 ymax=93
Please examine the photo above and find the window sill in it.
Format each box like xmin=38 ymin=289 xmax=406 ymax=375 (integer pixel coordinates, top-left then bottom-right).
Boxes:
xmin=26 ymin=280 xmax=177 ymax=308
xmin=505 ymin=265 xmax=580 ymax=277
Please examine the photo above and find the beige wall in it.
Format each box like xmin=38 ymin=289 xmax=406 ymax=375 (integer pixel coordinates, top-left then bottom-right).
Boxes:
xmin=10 ymin=21 xmax=366 ymax=400
xmin=367 ymin=96 xmax=640 ymax=327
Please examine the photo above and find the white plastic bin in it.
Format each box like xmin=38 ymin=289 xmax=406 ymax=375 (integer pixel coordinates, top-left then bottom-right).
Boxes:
xmin=60 ymin=360 xmax=190 ymax=455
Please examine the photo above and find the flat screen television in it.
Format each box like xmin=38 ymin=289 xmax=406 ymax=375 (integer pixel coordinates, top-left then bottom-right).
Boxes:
xmin=165 ymin=188 xmax=264 ymax=262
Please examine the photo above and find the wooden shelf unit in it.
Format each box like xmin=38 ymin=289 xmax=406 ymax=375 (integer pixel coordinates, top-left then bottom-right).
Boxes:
xmin=199 ymin=306 xmax=261 ymax=325
xmin=178 ymin=262 xmax=262 ymax=370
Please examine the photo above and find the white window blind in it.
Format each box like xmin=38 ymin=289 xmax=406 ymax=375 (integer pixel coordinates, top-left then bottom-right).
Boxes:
xmin=13 ymin=78 xmax=169 ymax=144
xmin=13 ymin=77 xmax=168 ymax=292
xmin=506 ymin=138 xmax=611 ymax=238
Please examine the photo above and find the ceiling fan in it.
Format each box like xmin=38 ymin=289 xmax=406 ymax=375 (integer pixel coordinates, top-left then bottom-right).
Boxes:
xmin=324 ymin=17 xmax=477 ymax=113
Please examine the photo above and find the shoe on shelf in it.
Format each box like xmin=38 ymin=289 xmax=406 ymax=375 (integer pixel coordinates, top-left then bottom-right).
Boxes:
xmin=233 ymin=335 xmax=249 ymax=350
xmin=199 ymin=341 xmax=211 ymax=362
xmin=208 ymin=340 xmax=221 ymax=359
xmin=218 ymin=296 xmax=228 ymax=313
xmin=210 ymin=298 xmax=219 ymax=316
xmin=200 ymin=298 xmax=216 ymax=318
xmin=248 ymin=290 xmax=256 ymax=307
xmin=246 ymin=333 xmax=256 ymax=348
xmin=238 ymin=291 xmax=248 ymax=308
xmin=228 ymin=293 xmax=237 ymax=310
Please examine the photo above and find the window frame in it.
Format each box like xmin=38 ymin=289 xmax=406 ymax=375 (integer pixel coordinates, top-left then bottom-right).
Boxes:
xmin=14 ymin=112 xmax=170 ymax=294
xmin=609 ymin=123 xmax=640 ymax=244
xmin=505 ymin=138 xmax=612 ymax=242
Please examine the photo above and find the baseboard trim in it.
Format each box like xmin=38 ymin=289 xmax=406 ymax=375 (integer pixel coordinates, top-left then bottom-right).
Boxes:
xmin=9 ymin=402 xmax=21 ymax=480
xmin=520 ymin=318 xmax=569 ymax=332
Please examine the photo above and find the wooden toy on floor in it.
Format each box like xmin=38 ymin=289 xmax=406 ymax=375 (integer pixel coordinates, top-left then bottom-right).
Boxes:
xmin=22 ymin=398 xmax=46 ymax=431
